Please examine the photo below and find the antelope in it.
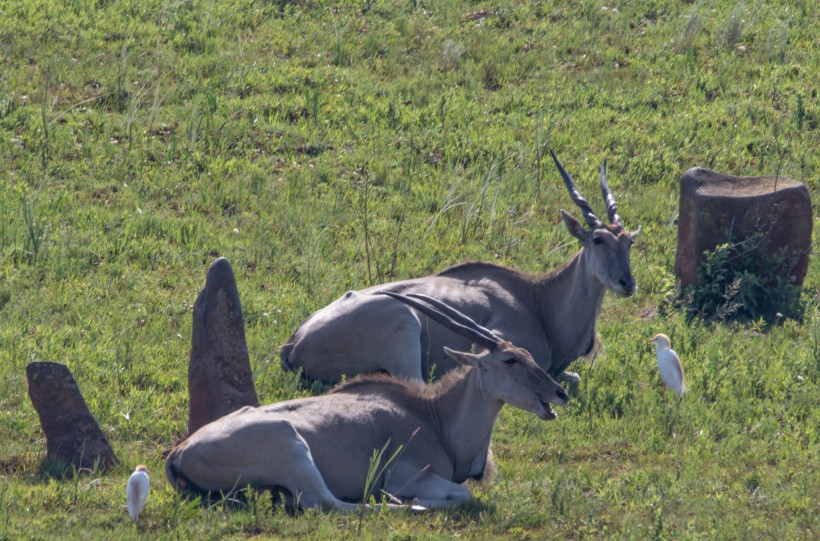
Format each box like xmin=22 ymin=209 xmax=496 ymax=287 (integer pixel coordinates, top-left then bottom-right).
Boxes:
xmin=281 ymin=151 xmax=640 ymax=384
xmin=166 ymin=292 xmax=569 ymax=512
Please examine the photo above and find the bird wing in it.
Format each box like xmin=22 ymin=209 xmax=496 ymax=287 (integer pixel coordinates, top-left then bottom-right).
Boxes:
xmin=141 ymin=475 xmax=150 ymax=508
xmin=670 ymin=349 xmax=684 ymax=384
xmin=658 ymin=348 xmax=685 ymax=395
xmin=127 ymin=472 xmax=150 ymax=518
xmin=126 ymin=477 xmax=140 ymax=518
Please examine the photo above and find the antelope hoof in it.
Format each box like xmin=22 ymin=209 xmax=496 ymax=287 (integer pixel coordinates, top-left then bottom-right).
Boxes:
xmin=560 ymin=371 xmax=581 ymax=385
xmin=411 ymin=503 xmax=429 ymax=513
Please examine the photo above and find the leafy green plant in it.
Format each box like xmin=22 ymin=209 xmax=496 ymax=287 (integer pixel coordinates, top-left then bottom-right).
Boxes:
xmin=723 ymin=1 xmax=753 ymax=51
xmin=359 ymin=438 xmax=404 ymax=532
xmin=675 ymin=233 xmax=803 ymax=322
xmin=40 ymin=69 xmax=51 ymax=173
xmin=20 ymin=194 xmax=44 ymax=262
xmin=0 ymin=480 xmax=9 ymax=536
xmin=676 ymin=6 xmax=701 ymax=54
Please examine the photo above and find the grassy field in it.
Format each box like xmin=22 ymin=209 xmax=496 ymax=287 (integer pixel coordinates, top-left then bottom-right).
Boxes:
xmin=0 ymin=0 xmax=818 ymax=538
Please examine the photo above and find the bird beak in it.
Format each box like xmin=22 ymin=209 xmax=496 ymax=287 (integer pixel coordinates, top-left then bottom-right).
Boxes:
xmin=645 ymin=338 xmax=653 ymax=343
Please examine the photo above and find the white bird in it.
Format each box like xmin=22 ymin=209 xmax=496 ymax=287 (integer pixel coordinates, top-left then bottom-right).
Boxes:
xmin=646 ymin=333 xmax=687 ymax=396
xmin=127 ymin=464 xmax=150 ymax=520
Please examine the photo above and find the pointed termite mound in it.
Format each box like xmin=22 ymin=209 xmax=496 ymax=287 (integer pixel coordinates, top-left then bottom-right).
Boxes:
xmin=188 ymin=257 xmax=259 ymax=435
xmin=26 ymin=361 xmax=118 ymax=472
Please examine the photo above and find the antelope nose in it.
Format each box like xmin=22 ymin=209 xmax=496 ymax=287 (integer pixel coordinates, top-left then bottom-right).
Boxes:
xmin=619 ymin=274 xmax=636 ymax=295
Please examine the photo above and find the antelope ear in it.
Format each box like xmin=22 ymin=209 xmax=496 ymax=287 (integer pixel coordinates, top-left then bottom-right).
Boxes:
xmin=444 ymin=347 xmax=481 ymax=367
xmin=560 ymin=210 xmax=588 ymax=242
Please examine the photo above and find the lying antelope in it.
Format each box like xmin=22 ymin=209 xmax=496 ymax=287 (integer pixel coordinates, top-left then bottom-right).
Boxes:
xmin=166 ymin=292 xmax=569 ymax=512
xmin=281 ymin=151 xmax=639 ymax=383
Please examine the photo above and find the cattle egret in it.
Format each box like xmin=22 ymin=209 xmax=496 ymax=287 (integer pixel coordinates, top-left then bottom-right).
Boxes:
xmin=646 ymin=333 xmax=686 ymax=396
xmin=127 ymin=465 xmax=150 ymax=520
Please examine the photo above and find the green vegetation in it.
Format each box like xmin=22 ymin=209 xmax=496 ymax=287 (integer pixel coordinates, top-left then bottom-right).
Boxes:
xmin=675 ymin=233 xmax=804 ymax=322
xmin=0 ymin=0 xmax=817 ymax=538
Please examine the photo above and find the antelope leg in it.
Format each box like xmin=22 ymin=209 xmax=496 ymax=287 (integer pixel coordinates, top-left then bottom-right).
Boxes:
xmin=169 ymin=418 xmax=359 ymax=513
xmin=386 ymin=463 xmax=472 ymax=509
xmin=560 ymin=371 xmax=581 ymax=385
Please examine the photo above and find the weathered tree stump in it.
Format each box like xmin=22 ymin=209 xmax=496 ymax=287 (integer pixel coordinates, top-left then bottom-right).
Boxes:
xmin=187 ymin=257 xmax=259 ymax=435
xmin=26 ymin=362 xmax=118 ymax=472
xmin=674 ymin=168 xmax=812 ymax=286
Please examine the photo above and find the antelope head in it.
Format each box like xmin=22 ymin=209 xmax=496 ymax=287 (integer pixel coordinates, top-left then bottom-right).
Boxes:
xmin=379 ymin=291 xmax=570 ymax=420
xmin=551 ymin=150 xmax=640 ymax=298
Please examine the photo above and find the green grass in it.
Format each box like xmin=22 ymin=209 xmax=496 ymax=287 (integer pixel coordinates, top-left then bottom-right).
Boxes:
xmin=0 ymin=0 xmax=817 ymax=538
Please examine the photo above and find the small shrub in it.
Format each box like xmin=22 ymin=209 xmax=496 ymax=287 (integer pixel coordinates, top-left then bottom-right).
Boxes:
xmin=442 ymin=39 xmax=466 ymax=69
xmin=481 ymin=60 xmax=501 ymax=91
xmin=764 ymin=23 xmax=789 ymax=63
xmin=673 ymin=233 xmax=803 ymax=323
xmin=723 ymin=2 xmax=751 ymax=51
xmin=676 ymin=8 xmax=701 ymax=54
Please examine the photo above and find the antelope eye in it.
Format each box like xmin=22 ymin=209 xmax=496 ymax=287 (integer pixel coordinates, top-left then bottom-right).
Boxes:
xmin=503 ymin=358 xmax=517 ymax=365
xmin=592 ymin=237 xmax=603 ymax=245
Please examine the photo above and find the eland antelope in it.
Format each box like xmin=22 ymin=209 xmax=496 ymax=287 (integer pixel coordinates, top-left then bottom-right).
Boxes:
xmin=281 ymin=151 xmax=639 ymax=384
xmin=165 ymin=292 xmax=569 ymax=512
